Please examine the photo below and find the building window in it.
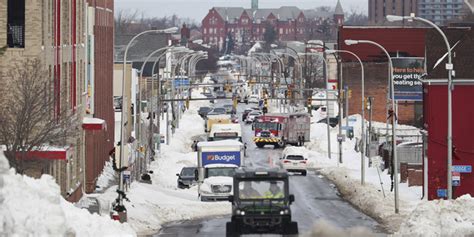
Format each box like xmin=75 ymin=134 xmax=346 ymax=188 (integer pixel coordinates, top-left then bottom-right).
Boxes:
xmin=204 ymin=28 xmax=207 ymax=34
xmin=7 ymin=0 xmax=25 ymax=48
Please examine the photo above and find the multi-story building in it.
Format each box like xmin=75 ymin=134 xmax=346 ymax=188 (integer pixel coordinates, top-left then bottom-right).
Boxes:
xmin=418 ymin=0 xmax=465 ymax=25
xmin=369 ymin=0 xmax=467 ymax=26
xmin=369 ymin=0 xmax=418 ymax=25
xmin=201 ymin=0 xmax=344 ymax=51
xmin=0 ymin=0 xmax=114 ymax=201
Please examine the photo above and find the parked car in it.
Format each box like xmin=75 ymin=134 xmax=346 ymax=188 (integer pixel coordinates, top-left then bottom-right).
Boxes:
xmin=177 ymin=167 xmax=198 ymax=189
xmin=279 ymin=146 xmax=309 ymax=176
xmin=248 ymin=95 xmax=259 ymax=103
xmin=317 ymin=117 xmax=339 ymax=128
xmin=242 ymin=107 xmax=260 ymax=121
xmin=198 ymin=106 xmax=213 ymax=118
xmin=245 ymin=111 xmax=263 ymax=124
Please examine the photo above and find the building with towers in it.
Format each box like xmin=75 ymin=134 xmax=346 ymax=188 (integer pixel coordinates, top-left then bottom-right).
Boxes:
xmin=201 ymin=0 xmax=344 ymax=51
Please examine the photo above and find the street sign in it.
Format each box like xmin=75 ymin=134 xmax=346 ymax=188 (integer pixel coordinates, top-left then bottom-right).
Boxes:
xmin=437 ymin=189 xmax=447 ymax=198
xmin=452 ymin=172 xmax=461 ymax=187
xmin=452 ymin=165 xmax=472 ymax=173
xmin=341 ymin=126 xmax=353 ymax=130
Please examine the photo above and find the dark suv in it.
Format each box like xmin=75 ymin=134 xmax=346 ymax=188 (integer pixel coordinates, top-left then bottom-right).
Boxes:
xmin=226 ymin=168 xmax=298 ymax=237
xmin=176 ymin=167 xmax=198 ymax=189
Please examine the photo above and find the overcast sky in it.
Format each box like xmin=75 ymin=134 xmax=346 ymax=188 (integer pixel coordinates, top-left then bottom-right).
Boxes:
xmin=115 ymin=0 xmax=368 ymax=22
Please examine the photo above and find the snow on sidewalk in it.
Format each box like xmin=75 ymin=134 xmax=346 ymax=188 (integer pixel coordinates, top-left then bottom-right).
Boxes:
xmin=295 ymin=112 xmax=474 ymax=236
xmin=0 ymin=151 xmax=135 ymax=237
xmin=100 ymin=88 xmax=230 ymax=235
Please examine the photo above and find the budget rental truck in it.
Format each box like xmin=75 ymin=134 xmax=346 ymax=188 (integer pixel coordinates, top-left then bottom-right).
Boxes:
xmin=197 ymin=140 xmax=244 ymax=201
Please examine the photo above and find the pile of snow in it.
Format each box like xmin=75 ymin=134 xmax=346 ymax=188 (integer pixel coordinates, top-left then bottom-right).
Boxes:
xmin=286 ymin=112 xmax=423 ymax=233
xmin=95 ymin=158 xmax=117 ymax=192
xmin=0 ymin=151 xmax=135 ymax=236
xmin=100 ymin=88 xmax=230 ymax=235
xmin=395 ymin=195 xmax=474 ymax=236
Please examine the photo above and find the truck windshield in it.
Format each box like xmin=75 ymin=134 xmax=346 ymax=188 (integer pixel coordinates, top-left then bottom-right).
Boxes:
xmin=206 ymin=167 xmax=236 ymax=178
xmin=255 ymin=122 xmax=279 ymax=131
xmin=238 ymin=180 xmax=285 ymax=200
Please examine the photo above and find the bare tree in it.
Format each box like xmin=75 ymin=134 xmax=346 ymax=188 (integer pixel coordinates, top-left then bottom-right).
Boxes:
xmin=345 ymin=9 xmax=369 ymax=26
xmin=0 ymin=59 xmax=79 ymax=173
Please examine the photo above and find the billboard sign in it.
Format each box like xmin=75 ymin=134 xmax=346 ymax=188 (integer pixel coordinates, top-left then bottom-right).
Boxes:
xmin=392 ymin=57 xmax=424 ymax=101
xmin=201 ymin=151 xmax=241 ymax=166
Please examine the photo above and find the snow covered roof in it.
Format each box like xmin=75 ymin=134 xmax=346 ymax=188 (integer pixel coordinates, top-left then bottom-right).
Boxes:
xmin=198 ymin=140 xmax=243 ymax=148
xmin=82 ymin=117 xmax=106 ymax=130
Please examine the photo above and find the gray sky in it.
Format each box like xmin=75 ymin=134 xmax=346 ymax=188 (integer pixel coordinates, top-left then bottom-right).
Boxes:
xmin=115 ymin=0 xmax=368 ymax=22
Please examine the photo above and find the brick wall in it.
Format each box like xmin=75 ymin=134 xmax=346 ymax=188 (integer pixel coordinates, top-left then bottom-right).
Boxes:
xmin=342 ymin=61 xmax=419 ymax=125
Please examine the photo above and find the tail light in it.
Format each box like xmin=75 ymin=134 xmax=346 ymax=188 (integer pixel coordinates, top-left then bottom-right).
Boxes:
xmin=300 ymin=161 xmax=307 ymax=164
xmin=283 ymin=160 xmax=291 ymax=163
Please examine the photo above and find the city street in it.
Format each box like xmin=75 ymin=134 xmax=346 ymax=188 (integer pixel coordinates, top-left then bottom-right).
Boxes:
xmin=155 ymin=101 xmax=385 ymax=236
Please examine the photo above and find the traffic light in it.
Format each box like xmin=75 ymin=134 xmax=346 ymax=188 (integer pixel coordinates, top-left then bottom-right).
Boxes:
xmin=264 ymin=98 xmax=268 ymax=107
xmin=287 ymin=89 xmax=292 ymax=97
xmin=185 ymin=98 xmax=190 ymax=109
xmin=307 ymin=97 xmax=312 ymax=106
xmin=348 ymin=89 xmax=352 ymax=99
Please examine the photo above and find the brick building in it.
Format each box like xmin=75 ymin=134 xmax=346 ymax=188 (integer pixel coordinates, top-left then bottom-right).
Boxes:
xmin=338 ymin=26 xmax=428 ymax=125
xmin=201 ymin=0 xmax=344 ymax=51
xmin=0 ymin=0 xmax=115 ymax=201
xmin=369 ymin=0 xmax=418 ymax=25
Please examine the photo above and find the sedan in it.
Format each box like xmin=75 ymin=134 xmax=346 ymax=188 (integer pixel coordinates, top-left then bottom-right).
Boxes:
xmin=248 ymin=95 xmax=259 ymax=103
xmin=223 ymin=104 xmax=236 ymax=114
xmin=211 ymin=107 xmax=227 ymax=115
xmin=177 ymin=167 xmax=198 ymax=189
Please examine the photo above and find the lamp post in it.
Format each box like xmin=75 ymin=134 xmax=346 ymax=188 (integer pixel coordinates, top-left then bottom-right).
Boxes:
xmin=387 ymin=14 xmax=454 ymax=200
xmin=117 ymin=27 xmax=177 ymax=219
xmin=297 ymin=52 xmax=331 ymax=160
xmin=345 ymin=39 xmax=399 ymax=213
xmin=327 ymin=49 xmax=366 ymax=185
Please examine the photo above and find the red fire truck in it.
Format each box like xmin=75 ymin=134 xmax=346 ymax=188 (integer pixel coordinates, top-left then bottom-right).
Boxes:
xmin=252 ymin=113 xmax=311 ymax=148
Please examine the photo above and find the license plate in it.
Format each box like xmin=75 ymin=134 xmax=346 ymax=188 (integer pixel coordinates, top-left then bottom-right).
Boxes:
xmin=293 ymin=162 xmax=299 ymax=165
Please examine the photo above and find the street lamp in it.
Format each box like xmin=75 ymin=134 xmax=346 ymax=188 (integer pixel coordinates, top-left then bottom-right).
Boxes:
xmin=345 ymin=39 xmax=399 ymax=213
xmin=117 ymin=27 xmax=178 ymax=219
xmin=387 ymin=13 xmax=455 ymax=200
xmin=327 ymin=49 xmax=366 ymax=185
xmin=297 ymin=52 xmax=332 ymax=160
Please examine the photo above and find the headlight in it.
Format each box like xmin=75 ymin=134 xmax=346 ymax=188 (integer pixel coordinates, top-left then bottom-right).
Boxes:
xmin=280 ymin=209 xmax=290 ymax=215
xmin=240 ymin=211 xmax=245 ymax=216
xmin=236 ymin=210 xmax=241 ymax=215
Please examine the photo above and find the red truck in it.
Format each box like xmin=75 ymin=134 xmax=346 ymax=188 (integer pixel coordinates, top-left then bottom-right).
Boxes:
xmin=252 ymin=113 xmax=311 ymax=148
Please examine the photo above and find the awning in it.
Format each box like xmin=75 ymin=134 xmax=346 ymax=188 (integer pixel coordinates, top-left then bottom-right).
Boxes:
xmin=82 ymin=117 xmax=106 ymax=130
xmin=17 ymin=146 xmax=71 ymax=161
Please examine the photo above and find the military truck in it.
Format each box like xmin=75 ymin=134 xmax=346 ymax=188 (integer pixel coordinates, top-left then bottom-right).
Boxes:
xmin=226 ymin=168 xmax=298 ymax=236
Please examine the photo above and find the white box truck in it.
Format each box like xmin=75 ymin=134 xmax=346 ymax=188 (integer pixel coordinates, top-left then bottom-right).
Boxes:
xmin=197 ymin=140 xmax=244 ymax=201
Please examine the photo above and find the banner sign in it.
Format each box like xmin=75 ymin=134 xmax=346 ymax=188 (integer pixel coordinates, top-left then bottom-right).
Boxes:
xmin=391 ymin=57 xmax=424 ymax=101
xmin=201 ymin=151 xmax=241 ymax=166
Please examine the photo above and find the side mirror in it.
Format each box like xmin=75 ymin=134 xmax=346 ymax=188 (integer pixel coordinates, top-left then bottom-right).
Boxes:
xmin=176 ymin=173 xmax=180 ymax=176
xmin=194 ymin=169 xmax=199 ymax=181
xmin=228 ymin=195 xmax=234 ymax=203
xmin=289 ymin=194 xmax=295 ymax=204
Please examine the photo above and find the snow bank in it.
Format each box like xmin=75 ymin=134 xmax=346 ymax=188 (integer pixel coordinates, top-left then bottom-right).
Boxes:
xmin=306 ymin=219 xmax=377 ymax=237
xmin=395 ymin=195 xmax=474 ymax=237
xmin=0 ymin=151 xmax=135 ymax=236
xmin=297 ymin=113 xmax=423 ymax=233
xmin=100 ymin=88 xmax=230 ymax=235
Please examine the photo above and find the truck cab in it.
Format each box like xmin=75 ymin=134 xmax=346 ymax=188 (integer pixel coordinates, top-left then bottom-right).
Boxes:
xmin=208 ymin=123 xmax=242 ymax=142
xmin=226 ymin=168 xmax=298 ymax=236
xmin=253 ymin=113 xmax=310 ymax=148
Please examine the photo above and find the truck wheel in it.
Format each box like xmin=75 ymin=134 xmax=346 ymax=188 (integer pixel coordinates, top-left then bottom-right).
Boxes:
xmin=226 ymin=222 xmax=240 ymax=237
xmin=277 ymin=140 xmax=286 ymax=149
xmin=256 ymin=143 xmax=265 ymax=148
xmin=283 ymin=221 xmax=299 ymax=235
xmin=302 ymin=170 xmax=307 ymax=176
